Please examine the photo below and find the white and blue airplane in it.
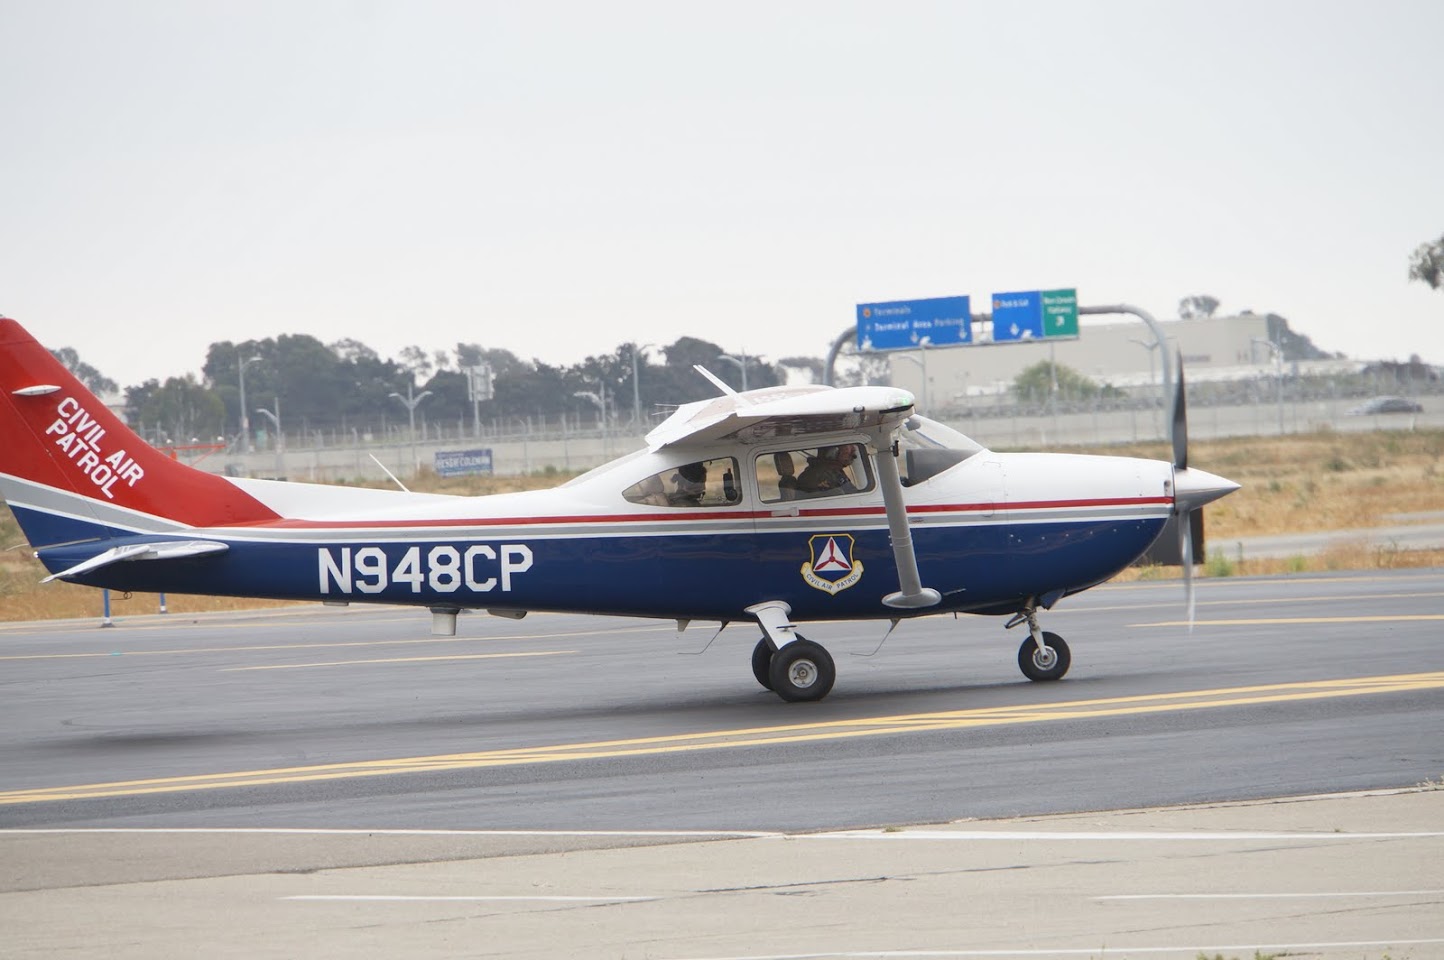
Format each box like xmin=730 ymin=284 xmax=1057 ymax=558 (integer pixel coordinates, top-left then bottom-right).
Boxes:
xmin=0 ymin=316 xmax=1238 ymax=701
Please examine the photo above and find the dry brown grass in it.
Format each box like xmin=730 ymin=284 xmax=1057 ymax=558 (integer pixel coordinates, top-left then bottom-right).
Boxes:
xmin=4 ymin=429 xmax=1443 ymax=622
xmin=1068 ymin=428 xmax=1444 ymax=540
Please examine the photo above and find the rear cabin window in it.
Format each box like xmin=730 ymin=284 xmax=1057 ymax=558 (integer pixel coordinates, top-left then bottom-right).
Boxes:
xmin=756 ymin=444 xmax=873 ymax=503
xmin=622 ymin=457 xmax=742 ymax=508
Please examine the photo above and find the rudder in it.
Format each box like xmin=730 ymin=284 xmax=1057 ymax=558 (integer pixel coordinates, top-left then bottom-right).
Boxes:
xmin=0 ymin=316 xmax=279 ymax=548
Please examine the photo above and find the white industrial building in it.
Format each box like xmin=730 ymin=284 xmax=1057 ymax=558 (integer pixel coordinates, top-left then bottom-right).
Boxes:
xmin=885 ymin=313 xmax=1357 ymax=412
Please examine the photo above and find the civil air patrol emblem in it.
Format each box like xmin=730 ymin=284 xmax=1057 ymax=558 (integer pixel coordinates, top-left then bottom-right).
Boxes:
xmin=801 ymin=534 xmax=863 ymax=595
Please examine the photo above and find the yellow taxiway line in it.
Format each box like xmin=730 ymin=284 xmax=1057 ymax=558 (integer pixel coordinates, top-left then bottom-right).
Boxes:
xmin=3 ymin=670 xmax=1441 ymax=806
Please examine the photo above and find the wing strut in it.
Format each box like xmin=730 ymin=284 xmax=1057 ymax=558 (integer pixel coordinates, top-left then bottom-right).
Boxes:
xmin=870 ymin=432 xmax=941 ymax=610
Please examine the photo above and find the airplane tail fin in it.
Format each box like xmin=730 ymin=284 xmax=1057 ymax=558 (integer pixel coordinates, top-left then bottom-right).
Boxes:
xmin=0 ymin=317 xmax=280 ymax=549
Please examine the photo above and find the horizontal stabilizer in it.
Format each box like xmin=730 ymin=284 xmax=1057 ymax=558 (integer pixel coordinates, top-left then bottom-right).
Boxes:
xmin=41 ymin=540 xmax=229 ymax=583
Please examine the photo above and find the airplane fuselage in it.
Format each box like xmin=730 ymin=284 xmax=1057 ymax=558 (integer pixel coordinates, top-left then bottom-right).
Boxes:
xmin=33 ymin=450 xmax=1174 ymax=623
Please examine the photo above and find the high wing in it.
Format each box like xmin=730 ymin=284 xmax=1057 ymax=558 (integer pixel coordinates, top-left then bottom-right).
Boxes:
xmin=645 ymin=383 xmax=918 ymax=450
xmin=647 ymin=378 xmax=940 ymax=610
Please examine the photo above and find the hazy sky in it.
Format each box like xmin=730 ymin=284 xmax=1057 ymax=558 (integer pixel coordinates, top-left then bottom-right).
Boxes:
xmin=2 ymin=1 xmax=1440 ymax=390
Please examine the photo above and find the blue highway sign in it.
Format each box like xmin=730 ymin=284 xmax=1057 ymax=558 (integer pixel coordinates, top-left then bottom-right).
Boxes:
xmin=856 ymin=296 xmax=972 ymax=352
xmin=991 ymin=291 xmax=1045 ymax=341
xmin=991 ymin=288 xmax=1079 ymax=342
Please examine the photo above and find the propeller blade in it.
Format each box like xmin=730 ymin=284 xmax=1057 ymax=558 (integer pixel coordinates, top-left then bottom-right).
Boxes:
xmin=1169 ymin=350 xmax=1188 ymax=471
xmin=1180 ymin=511 xmax=1195 ymax=632
xmin=1171 ymin=348 xmax=1194 ymax=630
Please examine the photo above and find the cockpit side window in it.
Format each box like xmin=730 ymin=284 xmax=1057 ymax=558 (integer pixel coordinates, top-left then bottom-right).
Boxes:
xmin=756 ymin=443 xmax=873 ymax=503
xmin=622 ymin=457 xmax=742 ymax=508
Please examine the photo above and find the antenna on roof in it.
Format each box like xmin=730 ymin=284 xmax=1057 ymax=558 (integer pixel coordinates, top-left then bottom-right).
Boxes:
xmin=692 ymin=365 xmax=744 ymax=400
xmin=369 ymin=453 xmax=410 ymax=492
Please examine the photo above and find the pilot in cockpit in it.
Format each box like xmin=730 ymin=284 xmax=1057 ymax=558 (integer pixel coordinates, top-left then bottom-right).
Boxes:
xmin=796 ymin=444 xmax=860 ymax=496
xmin=669 ymin=461 xmax=707 ymax=506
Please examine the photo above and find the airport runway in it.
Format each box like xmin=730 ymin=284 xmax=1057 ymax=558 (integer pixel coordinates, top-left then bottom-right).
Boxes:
xmin=2 ymin=569 xmax=1442 ymax=957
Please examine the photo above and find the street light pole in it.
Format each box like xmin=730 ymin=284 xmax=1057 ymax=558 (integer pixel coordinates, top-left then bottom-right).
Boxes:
xmin=1128 ymin=336 xmax=1162 ymax=436
xmin=389 ymin=382 xmax=433 ymax=475
xmin=630 ymin=343 xmax=655 ymax=429
xmin=718 ymin=352 xmax=749 ymax=392
xmin=893 ymin=338 xmax=932 ymax=412
xmin=253 ymin=397 xmax=283 ymax=479
xmin=1251 ymin=337 xmax=1285 ymax=435
xmin=573 ymin=389 xmax=605 ymax=422
xmin=238 ymin=355 xmax=262 ymax=454
xmin=573 ymin=387 xmax=608 ymax=457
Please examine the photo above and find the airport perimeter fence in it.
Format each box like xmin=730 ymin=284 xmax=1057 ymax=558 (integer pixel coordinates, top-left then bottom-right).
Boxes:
xmin=170 ymin=372 xmax=1442 ymax=483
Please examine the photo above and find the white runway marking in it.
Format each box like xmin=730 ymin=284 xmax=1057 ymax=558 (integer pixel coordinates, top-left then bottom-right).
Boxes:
xmin=1098 ymin=889 xmax=1444 ymax=900
xmin=0 ymin=827 xmax=776 ymax=838
xmin=805 ymin=829 xmax=1444 ymax=841
xmin=673 ymin=940 xmax=1444 ymax=960
xmin=284 ymin=894 xmax=657 ymax=903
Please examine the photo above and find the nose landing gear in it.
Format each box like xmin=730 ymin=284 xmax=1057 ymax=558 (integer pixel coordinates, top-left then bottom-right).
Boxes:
xmin=1006 ymin=600 xmax=1072 ymax=682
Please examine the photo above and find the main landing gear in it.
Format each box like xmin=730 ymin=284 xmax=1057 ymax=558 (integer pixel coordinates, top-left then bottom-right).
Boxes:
xmin=751 ymin=636 xmax=836 ymax=702
xmin=745 ymin=599 xmax=1071 ymax=700
xmin=1006 ymin=601 xmax=1072 ymax=682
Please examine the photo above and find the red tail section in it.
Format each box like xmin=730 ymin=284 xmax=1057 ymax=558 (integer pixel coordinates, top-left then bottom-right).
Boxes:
xmin=0 ymin=317 xmax=280 ymax=536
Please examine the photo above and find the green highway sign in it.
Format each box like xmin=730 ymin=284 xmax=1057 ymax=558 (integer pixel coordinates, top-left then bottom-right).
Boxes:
xmin=1041 ymin=288 xmax=1078 ymax=339
xmin=991 ymin=288 xmax=1079 ymax=342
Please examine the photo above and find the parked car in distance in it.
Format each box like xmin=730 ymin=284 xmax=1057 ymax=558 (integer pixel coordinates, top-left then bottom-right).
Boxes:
xmin=1347 ymin=396 xmax=1424 ymax=415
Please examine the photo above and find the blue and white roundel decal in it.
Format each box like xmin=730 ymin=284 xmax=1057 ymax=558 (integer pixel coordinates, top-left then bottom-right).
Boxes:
xmin=802 ymin=534 xmax=863 ymax=595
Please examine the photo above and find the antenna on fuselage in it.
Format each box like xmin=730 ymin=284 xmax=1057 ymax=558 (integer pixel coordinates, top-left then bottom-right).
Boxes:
xmin=692 ymin=365 xmax=752 ymax=403
xmin=692 ymin=365 xmax=737 ymax=396
xmin=369 ymin=453 xmax=410 ymax=493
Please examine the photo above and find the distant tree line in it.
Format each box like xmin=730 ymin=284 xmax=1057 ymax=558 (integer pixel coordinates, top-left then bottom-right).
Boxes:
xmin=89 ymin=335 xmax=825 ymax=445
xmin=57 ymin=285 xmax=1411 ymax=446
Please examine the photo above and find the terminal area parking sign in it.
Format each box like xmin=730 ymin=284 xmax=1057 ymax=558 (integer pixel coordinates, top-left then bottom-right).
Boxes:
xmin=990 ymin=288 xmax=1078 ymax=341
xmin=856 ymin=295 xmax=972 ymax=352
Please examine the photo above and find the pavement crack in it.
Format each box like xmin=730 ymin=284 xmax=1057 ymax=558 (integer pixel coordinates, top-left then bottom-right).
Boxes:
xmin=697 ymin=875 xmax=893 ymax=894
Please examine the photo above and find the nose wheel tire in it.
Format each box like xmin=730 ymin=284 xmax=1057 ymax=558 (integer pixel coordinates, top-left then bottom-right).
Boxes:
xmin=1018 ymin=632 xmax=1070 ymax=682
xmin=768 ymin=639 xmax=836 ymax=702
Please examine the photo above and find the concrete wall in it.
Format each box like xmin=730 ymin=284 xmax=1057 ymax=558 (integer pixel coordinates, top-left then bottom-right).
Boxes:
xmin=193 ymin=394 xmax=1442 ymax=484
xmin=889 ymin=313 xmax=1276 ymax=404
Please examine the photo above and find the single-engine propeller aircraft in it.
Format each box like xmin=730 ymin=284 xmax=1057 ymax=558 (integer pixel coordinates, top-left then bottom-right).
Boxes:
xmin=1 ymin=316 xmax=1238 ymax=701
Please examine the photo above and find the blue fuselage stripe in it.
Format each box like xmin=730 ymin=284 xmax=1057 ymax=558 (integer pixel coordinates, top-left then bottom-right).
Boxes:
xmin=44 ymin=518 xmax=1167 ymax=620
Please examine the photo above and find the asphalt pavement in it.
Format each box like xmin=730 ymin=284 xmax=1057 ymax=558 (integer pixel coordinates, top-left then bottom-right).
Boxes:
xmin=2 ymin=570 xmax=1442 ymax=957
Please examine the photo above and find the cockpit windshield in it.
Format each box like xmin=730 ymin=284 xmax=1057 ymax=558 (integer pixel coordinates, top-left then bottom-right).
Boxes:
xmin=898 ymin=415 xmax=986 ymax=455
xmin=896 ymin=415 xmax=987 ymax=485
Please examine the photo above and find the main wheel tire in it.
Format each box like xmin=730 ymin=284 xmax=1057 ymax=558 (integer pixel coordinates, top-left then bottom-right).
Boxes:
xmin=768 ymin=639 xmax=836 ymax=702
xmin=1018 ymin=632 xmax=1071 ymax=681
xmin=751 ymin=636 xmax=775 ymax=690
